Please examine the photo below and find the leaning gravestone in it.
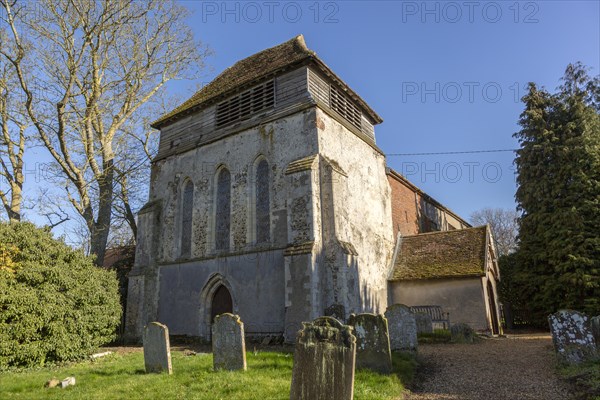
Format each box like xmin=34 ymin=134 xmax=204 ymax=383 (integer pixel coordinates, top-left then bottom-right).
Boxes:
xmin=347 ymin=313 xmax=392 ymax=374
xmin=289 ymin=317 xmax=356 ymax=400
xmin=591 ymin=316 xmax=600 ymax=347
xmin=548 ymin=310 xmax=598 ymax=364
xmin=385 ymin=304 xmax=417 ymax=351
xmin=143 ymin=322 xmax=172 ymax=374
xmin=450 ymin=323 xmax=476 ymax=343
xmin=212 ymin=313 xmax=247 ymax=371
xmin=415 ymin=313 xmax=433 ymax=334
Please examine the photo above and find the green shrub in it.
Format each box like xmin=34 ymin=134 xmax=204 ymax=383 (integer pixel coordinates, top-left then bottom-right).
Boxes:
xmin=0 ymin=222 xmax=122 ymax=369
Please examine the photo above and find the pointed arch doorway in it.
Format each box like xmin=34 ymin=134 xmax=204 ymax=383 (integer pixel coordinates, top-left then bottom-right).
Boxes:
xmin=211 ymin=285 xmax=233 ymax=322
xmin=199 ymin=273 xmax=236 ymax=340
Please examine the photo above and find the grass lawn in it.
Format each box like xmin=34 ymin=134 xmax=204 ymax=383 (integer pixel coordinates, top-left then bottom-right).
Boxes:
xmin=0 ymin=348 xmax=416 ymax=399
xmin=558 ymin=358 xmax=600 ymax=400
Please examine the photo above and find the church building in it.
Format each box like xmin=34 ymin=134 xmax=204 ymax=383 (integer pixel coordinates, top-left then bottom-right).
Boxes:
xmin=125 ymin=35 xmax=502 ymax=342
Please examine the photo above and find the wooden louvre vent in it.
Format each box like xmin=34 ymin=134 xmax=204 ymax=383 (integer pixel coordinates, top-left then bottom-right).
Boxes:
xmin=215 ymin=80 xmax=275 ymax=128
xmin=330 ymin=85 xmax=362 ymax=130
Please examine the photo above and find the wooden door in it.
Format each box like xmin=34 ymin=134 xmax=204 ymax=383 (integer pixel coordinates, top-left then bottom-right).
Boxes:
xmin=211 ymin=285 xmax=233 ymax=322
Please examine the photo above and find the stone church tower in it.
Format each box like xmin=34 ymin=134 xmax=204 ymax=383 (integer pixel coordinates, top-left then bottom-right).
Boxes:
xmin=125 ymin=35 xmax=395 ymax=342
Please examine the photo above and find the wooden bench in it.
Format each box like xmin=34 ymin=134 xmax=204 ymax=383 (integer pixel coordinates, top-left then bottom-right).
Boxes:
xmin=409 ymin=305 xmax=450 ymax=330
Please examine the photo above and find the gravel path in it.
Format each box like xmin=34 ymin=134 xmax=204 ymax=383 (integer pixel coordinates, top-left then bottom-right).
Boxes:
xmin=403 ymin=334 xmax=573 ymax=400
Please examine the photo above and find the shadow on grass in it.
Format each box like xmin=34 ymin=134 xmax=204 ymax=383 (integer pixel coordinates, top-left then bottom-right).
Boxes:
xmin=86 ymin=368 xmax=147 ymax=377
xmin=247 ymin=362 xmax=293 ymax=372
xmin=391 ymin=351 xmax=418 ymax=384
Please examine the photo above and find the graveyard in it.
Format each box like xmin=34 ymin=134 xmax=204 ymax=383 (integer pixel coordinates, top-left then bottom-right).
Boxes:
xmin=0 ymin=2 xmax=597 ymax=400
xmin=3 ymin=326 xmax=599 ymax=400
xmin=3 ymin=308 xmax=600 ymax=399
xmin=0 ymin=345 xmax=416 ymax=399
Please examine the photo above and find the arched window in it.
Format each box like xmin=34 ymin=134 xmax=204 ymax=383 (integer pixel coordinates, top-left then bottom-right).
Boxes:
xmin=215 ymin=168 xmax=231 ymax=251
xmin=180 ymin=180 xmax=194 ymax=258
xmin=255 ymin=159 xmax=270 ymax=243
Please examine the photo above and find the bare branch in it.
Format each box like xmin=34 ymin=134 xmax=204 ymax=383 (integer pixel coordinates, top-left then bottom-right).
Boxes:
xmin=0 ymin=0 xmax=206 ymax=264
xmin=470 ymin=207 xmax=519 ymax=256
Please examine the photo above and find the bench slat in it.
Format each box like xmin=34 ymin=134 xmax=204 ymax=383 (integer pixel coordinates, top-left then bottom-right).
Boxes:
xmin=409 ymin=305 xmax=450 ymax=329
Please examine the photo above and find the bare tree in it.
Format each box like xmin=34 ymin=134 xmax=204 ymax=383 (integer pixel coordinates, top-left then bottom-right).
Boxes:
xmin=0 ymin=0 xmax=208 ymax=265
xmin=470 ymin=207 xmax=519 ymax=256
xmin=0 ymin=49 xmax=29 ymax=223
xmin=110 ymin=92 xmax=179 ymax=244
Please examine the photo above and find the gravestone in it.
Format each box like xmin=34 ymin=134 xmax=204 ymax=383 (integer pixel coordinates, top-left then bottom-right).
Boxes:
xmin=212 ymin=313 xmax=247 ymax=371
xmin=385 ymin=304 xmax=417 ymax=351
xmin=289 ymin=317 xmax=356 ymax=400
xmin=450 ymin=323 xmax=476 ymax=343
xmin=143 ymin=322 xmax=172 ymax=374
xmin=347 ymin=313 xmax=392 ymax=374
xmin=60 ymin=377 xmax=76 ymax=388
xmin=415 ymin=313 xmax=433 ymax=334
xmin=548 ymin=310 xmax=598 ymax=364
xmin=324 ymin=304 xmax=346 ymax=322
xmin=591 ymin=316 xmax=600 ymax=346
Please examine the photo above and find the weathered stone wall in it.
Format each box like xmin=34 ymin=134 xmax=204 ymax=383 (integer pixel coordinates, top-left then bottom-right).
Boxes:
xmin=129 ymin=65 xmax=406 ymax=342
xmin=316 ymin=108 xmax=395 ymax=317
xmin=390 ymin=278 xmax=489 ymax=331
xmin=283 ymin=152 xmax=323 ymax=340
xmin=131 ymin=108 xmax=320 ymax=340
xmin=124 ymin=201 xmax=162 ymax=342
xmin=150 ymin=109 xmax=318 ymax=262
xmin=158 ymin=250 xmax=285 ymax=338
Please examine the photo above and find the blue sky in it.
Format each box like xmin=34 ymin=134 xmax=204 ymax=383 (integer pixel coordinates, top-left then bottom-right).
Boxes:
xmin=11 ymin=1 xmax=599 ymax=241
xmin=177 ymin=0 xmax=599 ymax=219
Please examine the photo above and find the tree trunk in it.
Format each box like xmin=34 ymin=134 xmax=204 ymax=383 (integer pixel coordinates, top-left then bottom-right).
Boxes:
xmin=90 ymin=159 xmax=114 ymax=266
xmin=7 ymin=180 xmax=21 ymax=223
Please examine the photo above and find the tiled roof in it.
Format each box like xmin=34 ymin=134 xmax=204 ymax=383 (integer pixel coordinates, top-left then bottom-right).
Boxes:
xmin=389 ymin=226 xmax=489 ymax=281
xmin=152 ymin=35 xmax=382 ymax=128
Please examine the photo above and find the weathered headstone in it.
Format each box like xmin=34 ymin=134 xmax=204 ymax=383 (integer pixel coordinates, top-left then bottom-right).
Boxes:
xmin=324 ymin=304 xmax=346 ymax=322
xmin=212 ymin=313 xmax=247 ymax=371
xmin=591 ymin=316 xmax=600 ymax=347
xmin=548 ymin=310 xmax=598 ymax=364
xmin=450 ymin=323 xmax=476 ymax=343
xmin=415 ymin=313 xmax=433 ymax=334
xmin=347 ymin=313 xmax=392 ymax=374
xmin=143 ymin=322 xmax=172 ymax=374
xmin=60 ymin=377 xmax=76 ymax=388
xmin=45 ymin=376 xmax=76 ymax=389
xmin=289 ymin=317 xmax=356 ymax=400
xmin=385 ymin=304 xmax=417 ymax=351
